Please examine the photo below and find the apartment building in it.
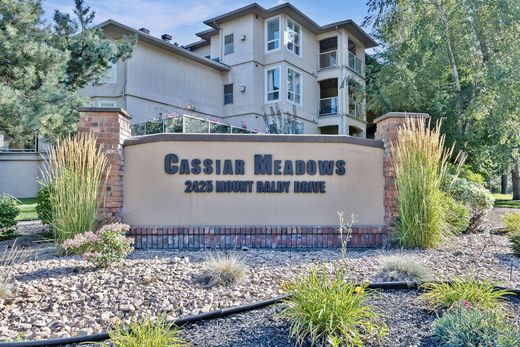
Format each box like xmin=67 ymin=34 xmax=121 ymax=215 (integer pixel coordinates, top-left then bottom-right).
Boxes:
xmin=80 ymin=2 xmax=377 ymax=136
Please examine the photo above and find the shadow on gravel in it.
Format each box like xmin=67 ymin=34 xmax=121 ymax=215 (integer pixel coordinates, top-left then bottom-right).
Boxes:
xmin=15 ymin=265 xmax=94 ymax=282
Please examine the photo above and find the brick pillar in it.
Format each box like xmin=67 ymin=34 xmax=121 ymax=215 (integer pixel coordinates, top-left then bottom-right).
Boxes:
xmin=374 ymin=112 xmax=429 ymax=230
xmin=77 ymin=107 xmax=132 ymax=222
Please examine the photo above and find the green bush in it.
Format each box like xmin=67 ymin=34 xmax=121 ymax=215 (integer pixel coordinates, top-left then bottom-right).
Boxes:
xmin=510 ymin=232 xmax=520 ymax=257
xmin=108 ymin=316 xmax=187 ymax=347
xmin=282 ymin=266 xmax=388 ymax=347
xmin=36 ymin=184 xmax=53 ymax=225
xmin=432 ymin=304 xmax=519 ymax=347
xmin=448 ymin=176 xmax=494 ymax=233
xmin=503 ymin=212 xmax=520 ymax=234
xmin=394 ymin=118 xmax=453 ymax=248
xmin=419 ymin=277 xmax=511 ymax=312
xmin=62 ymin=223 xmax=133 ymax=268
xmin=443 ymin=194 xmax=470 ymax=234
xmin=0 ymin=194 xmax=20 ymax=237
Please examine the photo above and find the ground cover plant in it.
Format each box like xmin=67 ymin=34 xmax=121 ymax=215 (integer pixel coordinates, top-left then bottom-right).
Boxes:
xmin=44 ymin=133 xmax=108 ymax=245
xmin=15 ymin=197 xmax=38 ymax=222
xmin=377 ymin=257 xmax=433 ymax=283
xmin=432 ymin=303 xmax=519 ymax=347
xmin=418 ymin=277 xmax=511 ymax=311
xmin=0 ymin=195 xmax=20 ymax=240
xmin=196 ymin=252 xmax=247 ymax=287
xmin=393 ymin=117 xmax=454 ymax=248
xmin=105 ymin=316 xmax=187 ymax=347
xmin=503 ymin=212 xmax=520 ymax=234
xmin=63 ymin=223 xmax=133 ymax=268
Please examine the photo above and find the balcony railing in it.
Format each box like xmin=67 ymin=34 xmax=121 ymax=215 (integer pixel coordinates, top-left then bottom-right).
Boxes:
xmin=319 ymin=50 xmax=337 ymax=69
xmin=349 ymin=98 xmax=364 ymax=120
xmin=131 ymin=115 xmax=259 ymax=136
xmin=348 ymin=51 xmax=363 ymax=76
xmin=319 ymin=97 xmax=338 ymax=116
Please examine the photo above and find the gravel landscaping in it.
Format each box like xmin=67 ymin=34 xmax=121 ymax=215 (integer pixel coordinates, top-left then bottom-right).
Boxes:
xmin=0 ymin=209 xmax=519 ymax=344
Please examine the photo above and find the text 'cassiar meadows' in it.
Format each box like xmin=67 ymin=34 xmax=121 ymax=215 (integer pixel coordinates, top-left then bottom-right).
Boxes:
xmin=164 ymin=154 xmax=346 ymax=194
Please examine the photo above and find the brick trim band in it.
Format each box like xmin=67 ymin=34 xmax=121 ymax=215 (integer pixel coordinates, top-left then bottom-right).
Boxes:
xmin=129 ymin=225 xmax=385 ymax=249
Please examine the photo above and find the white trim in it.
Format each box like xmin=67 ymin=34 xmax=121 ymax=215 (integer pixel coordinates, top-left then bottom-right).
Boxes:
xmin=265 ymin=15 xmax=281 ymax=53
xmin=265 ymin=65 xmax=281 ymax=104
xmin=286 ymin=66 xmax=302 ymax=106
xmin=285 ymin=16 xmax=302 ymax=58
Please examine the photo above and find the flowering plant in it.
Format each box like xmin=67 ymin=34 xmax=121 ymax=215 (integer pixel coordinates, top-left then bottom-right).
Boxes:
xmin=63 ymin=223 xmax=133 ymax=268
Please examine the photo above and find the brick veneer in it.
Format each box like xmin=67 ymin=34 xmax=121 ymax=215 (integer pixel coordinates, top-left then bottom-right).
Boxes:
xmin=129 ymin=225 xmax=385 ymax=249
xmin=374 ymin=112 xmax=430 ymax=230
xmin=77 ymin=107 xmax=131 ymax=221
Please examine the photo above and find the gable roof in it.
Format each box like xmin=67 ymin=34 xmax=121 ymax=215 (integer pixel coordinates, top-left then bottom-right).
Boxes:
xmin=94 ymin=20 xmax=230 ymax=71
xmin=195 ymin=2 xmax=377 ymax=48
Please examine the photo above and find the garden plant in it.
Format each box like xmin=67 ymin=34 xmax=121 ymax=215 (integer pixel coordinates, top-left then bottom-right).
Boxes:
xmin=196 ymin=252 xmax=247 ymax=287
xmin=503 ymin=212 xmax=520 ymax=234
xmin=0 ymin=194 xmax=20 ymax=240
xmin=63 ymin=223 xmax=133 ymax=268
xmin=393 ymin=117 xmax=455 ymax=248
xmin=44 ymin=133 xmax=108 ymax=246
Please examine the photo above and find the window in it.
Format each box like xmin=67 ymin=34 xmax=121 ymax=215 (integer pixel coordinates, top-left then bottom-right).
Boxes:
xmin=266 ymin=17 xmax=280 ymax=52
xmin=224 ymin=34 xmax=234 ymax=55
xmin=287 ymin=68 xmax=302 ymax=105
xmin=266 ymin=66 xmax=281 ymax=102
xmin=98 ymin=100 xmax=117 ymax=108
xmin=99 ymin=62 xmax=117 ymax=84
xmin=286 ymin=18 xmax=301 ymax=56
xmin=224 ymin=84 xmax=233 ymax=104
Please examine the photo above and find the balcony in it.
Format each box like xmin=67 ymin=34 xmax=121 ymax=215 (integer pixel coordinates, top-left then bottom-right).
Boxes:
xmin=348 ymin=51 xmax=363 ymax=76
xmin=319 ymin=97 xmax=338 ymax=116
xmin=319 ymin=50 xmax=337 ymax=69
xmin=348 ymin=98 xmax=364 ymax=120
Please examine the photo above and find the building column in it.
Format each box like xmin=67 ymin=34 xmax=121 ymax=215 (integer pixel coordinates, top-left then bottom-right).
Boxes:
xmin=374 ymin=112 xmax=429 ymax=231
xmin=77 ymin=107 xmax=132 ymax=222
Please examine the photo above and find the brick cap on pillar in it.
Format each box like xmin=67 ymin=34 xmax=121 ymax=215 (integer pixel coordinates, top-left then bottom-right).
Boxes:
xmin=78 ymin=107 xmax=132 ymax=120
xmin=373 ymin=112 xmax=429 ymax=124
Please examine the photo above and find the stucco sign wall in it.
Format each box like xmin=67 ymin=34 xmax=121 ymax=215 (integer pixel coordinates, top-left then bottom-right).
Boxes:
xmin=122 ymin=134 xmax=385 ymax=226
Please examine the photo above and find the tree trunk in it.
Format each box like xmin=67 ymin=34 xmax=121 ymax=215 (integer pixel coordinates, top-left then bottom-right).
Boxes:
xmin=434 ymin=2 xmax=463 ymax=135
xmin=512 ymin=159 xmax=520 ymax=200
xmin=501 ymin=174 xmax=508 ymax=194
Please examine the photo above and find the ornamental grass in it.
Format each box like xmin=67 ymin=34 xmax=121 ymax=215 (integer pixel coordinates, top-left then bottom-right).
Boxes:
xmin=392 ymin=117 xmax=455 ymax=249
xmin=44 ymin=133 xmax=108 ymax=246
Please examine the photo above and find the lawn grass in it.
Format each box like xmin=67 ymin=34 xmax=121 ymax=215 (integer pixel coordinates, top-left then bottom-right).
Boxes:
xmin=492 ymin=193 xmax=520 ymax=209
xmin=15 ymin=197 xmax=39 ymax=221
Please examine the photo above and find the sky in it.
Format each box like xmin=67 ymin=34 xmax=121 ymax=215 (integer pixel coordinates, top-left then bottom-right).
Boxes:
xmin=41 ymin=0 xmax=373 ymax=46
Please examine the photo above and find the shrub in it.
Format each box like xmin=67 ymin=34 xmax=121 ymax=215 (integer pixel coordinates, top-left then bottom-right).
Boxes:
xmin=443 ymin=194 xmax=470 ymax=234
xmin=448 ymin=176 xmax=494 ymax=233
xmin=0 ymin=194 xmax=20 ymax=238
xmin=35 ymin=184 xmax=52 ymax=225
xmin=196 ymin=252 xmax=246 ymax=287
xmin=44 ymin=134 xmax=108 ymax=245
xmin=377 ymin=256 xmax=433 ymax=283
xmin=432 ymin=304 xmax=519 ymax=347
xmin=63 ymin=223 xmax=133 ymax=268
xmin=107 ymin=316 xmax=187 ymax=347
xmin=0 ymin=241 xmax=27 ymax=299
xmin=282 ymin=266 xmax=388 ymax=347
xmin=510 ymin=232 xmax=520 ymax=257
xmin=393 ymin=117 xmax=453 ymax=248
xmin=418 ymin=277 xmax=511 ymax=312
xmin=504 ymin=212 xmax=520 ymax=234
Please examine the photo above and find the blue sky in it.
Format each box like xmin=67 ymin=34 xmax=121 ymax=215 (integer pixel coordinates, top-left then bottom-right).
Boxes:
xmin=41 ymin=0 xmax=372 ymax=45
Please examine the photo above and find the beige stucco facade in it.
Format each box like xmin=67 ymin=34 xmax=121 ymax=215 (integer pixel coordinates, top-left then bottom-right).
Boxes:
xmin=122 ymin=135 xmax=384 ymax=226
xmin=79 ymin=3 xmax=376 ymax=136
